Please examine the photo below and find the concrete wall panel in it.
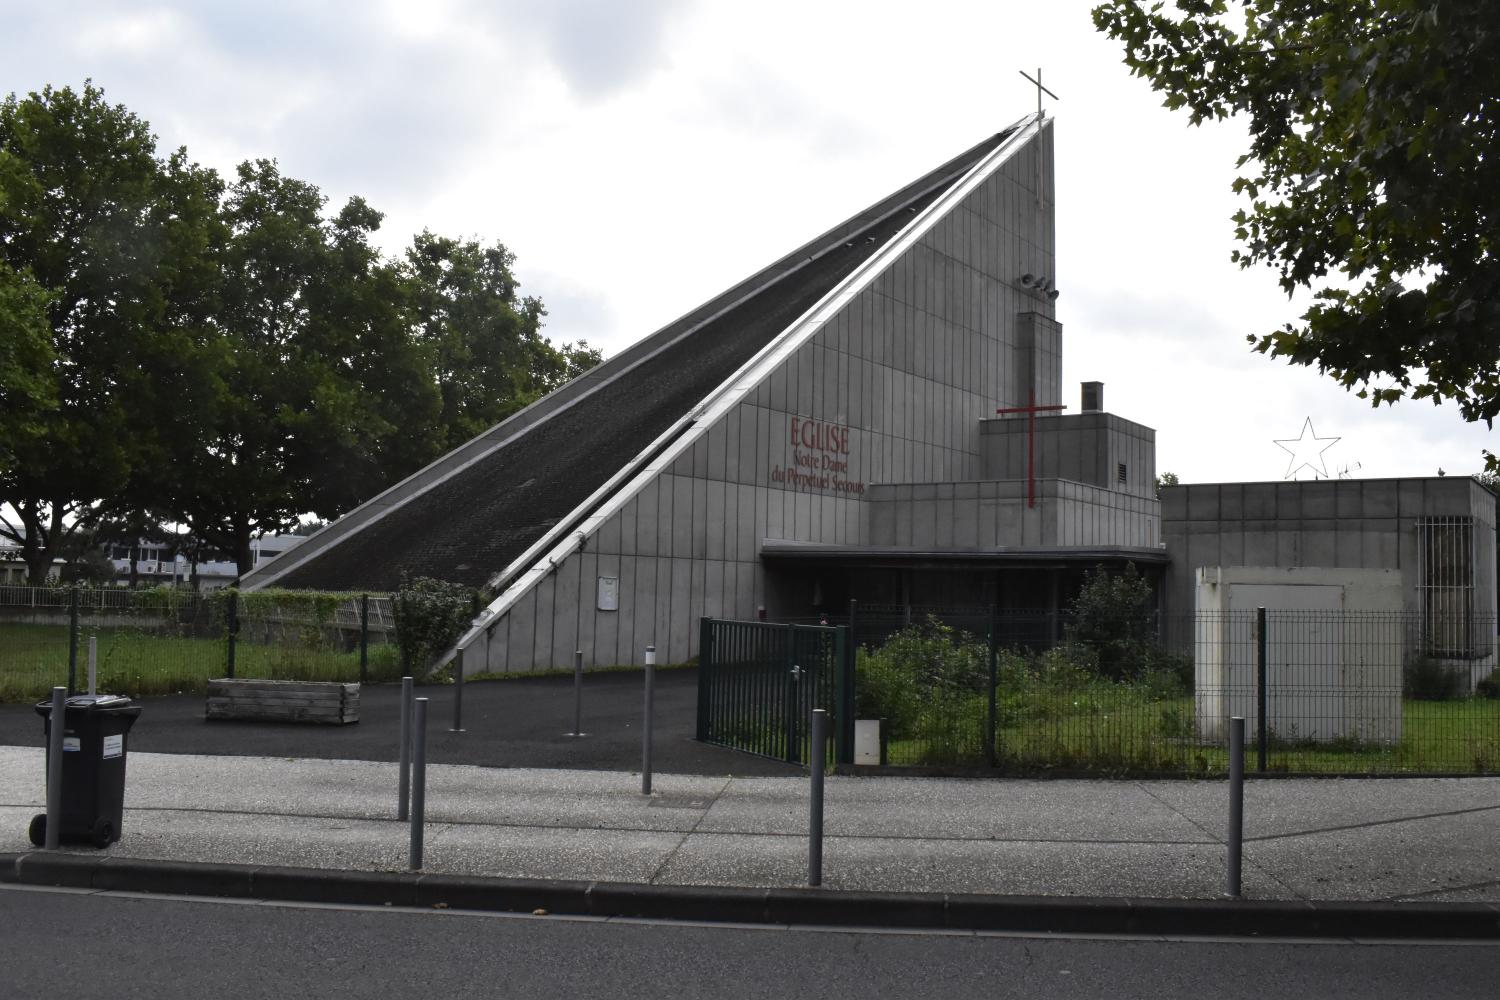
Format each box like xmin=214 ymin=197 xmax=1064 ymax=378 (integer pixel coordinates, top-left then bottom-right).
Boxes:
xmin=507 ymin=589 xmax=536 ymax=675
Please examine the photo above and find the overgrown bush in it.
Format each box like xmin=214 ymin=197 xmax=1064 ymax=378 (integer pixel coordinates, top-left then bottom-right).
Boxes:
xmin=1404 ymin=654 xmax=1467 ymax=700
xmin=854 ymin=618 xmax=989 ymax=741
xmin=1067 ymin=563 xmax=1162 ymax=680
xmin=1478 ymin=668 xmax=1500 ymax=700
xmin=392 ymin=576 xmax=477 ymax=673
xmin=854 ymin=609 xmax=1196 ymax=768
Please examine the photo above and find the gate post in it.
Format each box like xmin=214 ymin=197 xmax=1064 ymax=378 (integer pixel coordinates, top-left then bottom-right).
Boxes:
xmin=986 ymin=604 xmax=998 ymax=769
xmin=841 ymin=602 xmax=858 ymax=765
xmin=785 ymin=625 xmax=801 ymax=765
xmin=358 ymin=593 xmax=370 ymax=684
xmin=67 ymin=584 xmax=80 ymax=695
xmin=225 ymin=588 xmax=238 ymax=680
xmin=1256 ymin=607 xmax=1268 ymax=773
xmin=833 ymin=625 xmax=854 ymax=765
xmin=696 ymin=617 xmax=713 ymax=742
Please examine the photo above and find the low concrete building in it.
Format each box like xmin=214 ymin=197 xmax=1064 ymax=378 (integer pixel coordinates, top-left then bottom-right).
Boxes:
xmin=1163 ymin=477 xmax=1497 ymax=694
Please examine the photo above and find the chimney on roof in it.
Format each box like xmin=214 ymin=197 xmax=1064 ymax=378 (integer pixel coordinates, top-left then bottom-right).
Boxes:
xmin=1081 ymin=381 xmax=1104 ymax=413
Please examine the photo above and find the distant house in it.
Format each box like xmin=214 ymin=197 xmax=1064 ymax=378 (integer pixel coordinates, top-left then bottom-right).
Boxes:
xmin=0 ymin=544 xmax=63 ymax=585
xmin=1 ymin=533 xmax=305 ymax=589
xmin=105 ymin=534 xmax=306 ymax=590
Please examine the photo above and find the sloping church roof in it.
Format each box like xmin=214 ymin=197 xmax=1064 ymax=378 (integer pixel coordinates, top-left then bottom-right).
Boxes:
xmin=247 ymin=127 xmax=1021 ymax=593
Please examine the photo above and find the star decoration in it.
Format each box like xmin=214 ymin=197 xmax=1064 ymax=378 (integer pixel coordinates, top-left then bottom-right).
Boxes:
xmin=1274 ymin=418 xmax=1340 ymax=479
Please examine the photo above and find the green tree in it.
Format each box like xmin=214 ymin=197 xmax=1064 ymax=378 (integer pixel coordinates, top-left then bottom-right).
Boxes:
xmin=407 ymin=232 xmax=600 ymax=451
xmin=302 ymin=200 xmax=444 ymax=517
xmin=0 ymin=83 xmax=177 ymax=583
xmin=1068 ymin=563 xmax=1157 ymax=680
xmin=0 ymin=261 xmax=56 ymax=477
xmin=2 ymin=84 xmax=584 ymax=581
xmin=1154 ymin=470 xmax=1179 ymax=498
xmin=91 ymin=148 xmax=227 ymax=586
xmin=1093 ymin=2 xmax=1500 ymax=459
xmin=165 ymin=163 xmax=446 ymax=575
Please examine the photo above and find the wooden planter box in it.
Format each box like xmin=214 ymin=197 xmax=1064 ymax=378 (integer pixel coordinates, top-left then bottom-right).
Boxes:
xmin=206 ymin=679 xmax=360 ymax=725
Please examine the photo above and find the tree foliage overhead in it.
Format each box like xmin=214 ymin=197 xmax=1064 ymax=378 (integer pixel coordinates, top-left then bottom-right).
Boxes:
xmin=0 ymin=262 xmax=56 ymax=474
xmin=0 ymin=82 xmax=181 ymax=582
xmin=408 ymin=232 xmax=600 ymax=452
xmin=1093 ymin=2 xmax=1500 ymax=443
xmin=1 ymin=82 xmax=600 ymax=583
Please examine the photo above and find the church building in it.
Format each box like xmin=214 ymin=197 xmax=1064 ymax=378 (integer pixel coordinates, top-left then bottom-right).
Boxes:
xmin=242 ymin=112 xmax=1495 ymax=685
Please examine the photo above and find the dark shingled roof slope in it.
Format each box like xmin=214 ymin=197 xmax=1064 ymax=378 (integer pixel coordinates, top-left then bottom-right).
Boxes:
xmin=276 ymin=130 xmax=1017 ymax=592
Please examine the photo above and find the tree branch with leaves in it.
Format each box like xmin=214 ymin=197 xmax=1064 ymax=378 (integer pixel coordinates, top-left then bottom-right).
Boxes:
xmin=1094 ymin=1 xmax=1500 ymax=465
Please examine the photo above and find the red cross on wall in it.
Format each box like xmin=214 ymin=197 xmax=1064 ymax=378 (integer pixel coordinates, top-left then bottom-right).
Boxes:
xmin=996 ymin=391 xmax=1066 ymax=508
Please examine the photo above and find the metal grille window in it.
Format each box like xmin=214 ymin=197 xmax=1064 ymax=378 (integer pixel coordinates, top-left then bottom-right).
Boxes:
xmin=1417 ymin=516 xmax=1477 ymax=657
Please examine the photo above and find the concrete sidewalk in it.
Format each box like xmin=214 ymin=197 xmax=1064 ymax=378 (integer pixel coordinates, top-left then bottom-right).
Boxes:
xmin=2 ymin=747 xmax=1497 ymax=904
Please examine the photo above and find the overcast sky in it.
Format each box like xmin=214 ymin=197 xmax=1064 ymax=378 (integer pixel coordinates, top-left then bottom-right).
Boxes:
xmin=4 ymin=0 xmax=1491 ymax=485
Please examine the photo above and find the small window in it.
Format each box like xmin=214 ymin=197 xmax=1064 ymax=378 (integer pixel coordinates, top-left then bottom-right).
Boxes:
xmin=1117 ymin=463 xmax=1127 ymax=484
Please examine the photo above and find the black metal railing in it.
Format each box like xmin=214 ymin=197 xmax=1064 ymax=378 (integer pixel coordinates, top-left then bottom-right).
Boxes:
xmin=697 ymin=618 xmax=849 ymax=765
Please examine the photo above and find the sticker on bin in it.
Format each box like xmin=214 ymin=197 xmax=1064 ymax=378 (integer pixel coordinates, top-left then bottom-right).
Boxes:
xmin=103 ymin=735 xmax=123 ymax=759
xmin=63 ymin=737 xmax=80 ymax=752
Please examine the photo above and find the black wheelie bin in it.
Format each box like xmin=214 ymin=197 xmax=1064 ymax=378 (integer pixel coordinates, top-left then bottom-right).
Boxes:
xmin=30 ymin=694 xmax=142 ymax=848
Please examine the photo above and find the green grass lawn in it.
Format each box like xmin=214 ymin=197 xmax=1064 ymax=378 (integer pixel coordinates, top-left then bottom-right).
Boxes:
xmin=886 ymin=691 xmax=1500 ymax=776
xmin=0 ymin=622 xmax=402 ymax=703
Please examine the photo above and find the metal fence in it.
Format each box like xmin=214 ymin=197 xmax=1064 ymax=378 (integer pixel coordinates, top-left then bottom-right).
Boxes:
xmin=696 ymin=619 xmax=849 ymax=765
xmin=710 ymin=604 xmax=1500 ymax=776
xmin=0 ymin=584 xmax=397 ymax=703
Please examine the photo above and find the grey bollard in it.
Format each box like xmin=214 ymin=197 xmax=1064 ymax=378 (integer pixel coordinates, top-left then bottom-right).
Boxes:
xmin=45 ymin=687 xmax=65 ymax=849
xmin=87 ymin=636 xmax=97 ymax=696
xmin=1227 ymin=715 xmax=1245 ymax=898
xmin=398 ymin=676 xmax=413 ymax=820
xmin=410 ymin=696 xmax=428 ymax=870
xmin=809 ymin=708 xmax=828 ymax=887
xmin=451 ymin=648 xmax=465 ymax=733
xmin=641 ymin=645 xmax=656 ymax=795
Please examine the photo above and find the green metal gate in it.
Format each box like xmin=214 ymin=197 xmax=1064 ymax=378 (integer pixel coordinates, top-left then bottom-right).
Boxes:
xmin=696 ymin=618 xmax=852 ymax=765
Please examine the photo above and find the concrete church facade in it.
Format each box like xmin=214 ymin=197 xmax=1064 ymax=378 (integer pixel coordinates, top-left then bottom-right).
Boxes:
xmin=244 ymin=112 xmax=1496 ymax=683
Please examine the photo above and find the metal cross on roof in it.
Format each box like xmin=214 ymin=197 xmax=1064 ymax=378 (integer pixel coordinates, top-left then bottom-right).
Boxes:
xmin=1019 ymin=67 xmax=1059 ymax=120
xmin=1019 ymin=68 xmax=1058 ymax=207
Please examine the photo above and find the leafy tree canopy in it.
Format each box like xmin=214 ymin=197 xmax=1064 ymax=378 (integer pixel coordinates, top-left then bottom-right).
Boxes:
xmin=0 ymin=261 xmax=56 ymax=475
xmin=0 ymin=82 xmax=178 ymax=581
xmin=1 ymin=82 xmax=595 ymax=582
xmin=408 ymin=232 xmax=601 ymax=451
xmin=1093 ymin=1 xmax=1500 ymax=458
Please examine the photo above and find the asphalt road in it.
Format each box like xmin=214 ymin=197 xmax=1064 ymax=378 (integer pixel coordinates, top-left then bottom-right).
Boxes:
xmin=3 ymin=885 xmax=1496 ymax=1000
xmin=0 ymin=668 xmax=801 ymax=777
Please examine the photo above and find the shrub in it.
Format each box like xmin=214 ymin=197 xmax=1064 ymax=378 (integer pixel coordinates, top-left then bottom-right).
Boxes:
xmin=392 ymin=576 xmax=477 ymax=674
xmin=854 ymin=618 xmax=989 ymax=739
xmin=854 ymin=646 xmax=922 ymax=736
xmin=1404 ymin=654 xmax=1467 ymax=701
xmin=1031 ymin=646 xmax=1095 ymax=691
xmin=1066 ymin=563 xmax=1158 ymax=680
xmin=1476 ymin=668 xmax=1500 ymax=700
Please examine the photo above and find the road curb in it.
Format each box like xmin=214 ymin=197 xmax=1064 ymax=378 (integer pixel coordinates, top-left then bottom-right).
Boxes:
xmin=3 ymin=852 xmax=1498 ymax=939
